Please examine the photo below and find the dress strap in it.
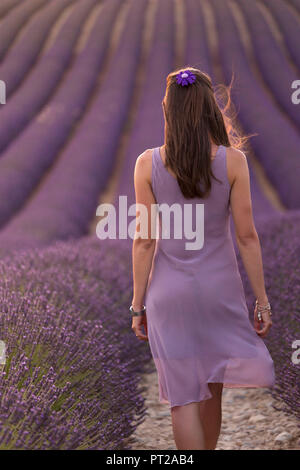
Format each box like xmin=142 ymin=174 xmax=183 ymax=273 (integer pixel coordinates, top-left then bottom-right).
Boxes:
xmin=151 ymin=147 xmax=159 ymax=196
xmin=216 ymin=145 xmax=231 ymax=191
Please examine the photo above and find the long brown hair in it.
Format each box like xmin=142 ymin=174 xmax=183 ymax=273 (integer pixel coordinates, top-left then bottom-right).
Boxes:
xmin=162 ymin=67 xmax=246 ymax=199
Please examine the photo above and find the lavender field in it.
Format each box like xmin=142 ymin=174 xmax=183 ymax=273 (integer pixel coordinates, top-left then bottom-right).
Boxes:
xmin=0 ymin=0 xmax=299 ymax=449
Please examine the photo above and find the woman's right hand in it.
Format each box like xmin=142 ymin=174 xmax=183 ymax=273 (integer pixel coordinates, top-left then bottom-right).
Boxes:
xmin=254 ymin=303 xmax=272 ymax=338
xmin=131 ymin=312 xmax=148 ymax=341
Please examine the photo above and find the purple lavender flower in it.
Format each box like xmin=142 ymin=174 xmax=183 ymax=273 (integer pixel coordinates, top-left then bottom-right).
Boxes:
xmin=237 ymin=210 xmax=300 ymax=421
xmin=0 ymin=237 xmax=153 ymax=449
xmin=176 ymin=69 xmax=196 ymax=86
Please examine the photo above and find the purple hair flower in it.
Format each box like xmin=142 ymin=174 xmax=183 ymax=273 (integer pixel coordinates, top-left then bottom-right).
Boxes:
xmin=176 ymin=69 xmax=196 ymax=86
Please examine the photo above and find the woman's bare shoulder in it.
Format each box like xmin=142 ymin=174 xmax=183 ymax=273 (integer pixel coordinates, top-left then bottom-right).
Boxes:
xmin=134 ymin=149 xmax=153 ymax=182
xmin=227 ymin=146 xmax=247 ymax=164
xmin=226 ymin=146 xmax=248 ymax=184
xmin=136 ymin=148 xmax=153 ymax=164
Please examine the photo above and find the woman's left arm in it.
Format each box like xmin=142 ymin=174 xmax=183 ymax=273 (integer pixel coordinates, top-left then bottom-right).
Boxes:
xmin=131 ymin=149 xmax=157 ymax=341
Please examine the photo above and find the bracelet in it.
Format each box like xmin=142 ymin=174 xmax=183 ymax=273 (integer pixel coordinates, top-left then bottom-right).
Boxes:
xmin=255 ymin=300 xmax=272 ymax=321
xmin=255 ymin=300 xmax=272 ymax=313
xmin=130 ymin=305 xmax=146 ymax=317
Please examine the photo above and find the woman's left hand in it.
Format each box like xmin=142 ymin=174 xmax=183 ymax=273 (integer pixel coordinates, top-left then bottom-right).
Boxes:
xmin=131 ymin=312 xmax=148 ymax=341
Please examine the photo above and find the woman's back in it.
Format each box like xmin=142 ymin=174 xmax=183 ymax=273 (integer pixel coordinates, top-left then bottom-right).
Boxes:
xmin=151 ymin=145 xmax=234 ymax=264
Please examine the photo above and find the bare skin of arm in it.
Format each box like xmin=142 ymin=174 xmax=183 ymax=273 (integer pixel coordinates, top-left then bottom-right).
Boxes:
xmin=227 ymin=147 xmax=272 ymax=338
xmin=131 ymin=149 xmax=156 ymax=341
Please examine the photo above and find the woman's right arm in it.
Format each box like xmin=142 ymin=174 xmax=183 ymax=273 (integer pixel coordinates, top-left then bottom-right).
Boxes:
xmin=227 ymin=147 xmax=272 ymax=337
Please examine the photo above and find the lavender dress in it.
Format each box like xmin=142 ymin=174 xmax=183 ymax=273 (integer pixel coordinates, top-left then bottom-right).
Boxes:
xmin=144 ymin=146 xmax=275 ymax=409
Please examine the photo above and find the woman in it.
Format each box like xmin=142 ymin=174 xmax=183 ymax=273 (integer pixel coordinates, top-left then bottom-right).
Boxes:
xmin=130 ymin=67 xmax=275 ymax=450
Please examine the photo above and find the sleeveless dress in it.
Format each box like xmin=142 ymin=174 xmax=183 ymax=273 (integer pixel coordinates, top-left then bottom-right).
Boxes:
xmin=144 ymin=145 xmax=275 ymax=409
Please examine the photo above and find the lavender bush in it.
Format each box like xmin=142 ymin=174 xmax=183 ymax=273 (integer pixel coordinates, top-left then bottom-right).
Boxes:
xmin=211 ymin=0 xmax=300 ymax=209
xmin=288 ymin=0 xmax=300 ymax=10
xmin=0 ymin=236 xmax=153 ymax=449
xmin=0 ymin=0 xmax=23 ymax=19
xmin=0 ymin=0 xmax=147 ymax=250
xmin=262 ymin=0 xmax=300 ymax=71
xmin=0 ymin=0 xmax=96 ymax=154
xmin=239 ymin=0 xmax=300 ymax=128
xmin=238 ymin=211 xmax=300 ymax=420
xmin=0 ymin=0 xmax=74 ymax=97
xmin=0 ymin=0 xmax=121 ymax=228
xmin=0 ymin=0 xmax=46 ymax=61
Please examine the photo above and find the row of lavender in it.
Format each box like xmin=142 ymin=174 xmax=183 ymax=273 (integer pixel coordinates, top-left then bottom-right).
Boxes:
xmin=0 ymin=0 xmax=76 ymax=97
xmin=0 ymin=0 xmax=47 ymax=61
xmin=0 ymin=0 xmax=298 ymax=449
xmin=0 ymin=0 xmax=117 ymax=229
xmin=0 ymin=0 xmax=147 ymax=252
xmin=0 ymin=0 xmax=282 ymax=249
xmin=239 ymin=211 xmax=300 ymax=421
xmin=0 ymin=0 xmax=95 ymax=155
xmin=289 ymin=0 xmax=300 ymax=15
xmin=211 ymin=0 xmax=300 ymax=209
xmin=2 ymin=216 xmax=298 ymax=448
xmin=0 ymin=0 xmax=155 ymax=450
xmin=260 ymin=0 xmax=300 ymax=71
xmin=238 ymin=0 xmax=299 ymax=128
xmin=0 ymin=237 xmax=152 ymax=449
xmin=0 ymin=0 xmax=22 ymax=20
xmin=0 ymin=0 xmax=295 ymax=247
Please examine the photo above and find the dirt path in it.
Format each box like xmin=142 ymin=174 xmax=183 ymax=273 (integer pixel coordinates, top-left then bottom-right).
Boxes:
xmin=126 ymin=360 xmax=300 ymax=450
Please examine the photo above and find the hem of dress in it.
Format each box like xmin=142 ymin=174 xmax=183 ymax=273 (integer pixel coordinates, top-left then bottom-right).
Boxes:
xmin=159 ymin=382 xmax=274 ymax=409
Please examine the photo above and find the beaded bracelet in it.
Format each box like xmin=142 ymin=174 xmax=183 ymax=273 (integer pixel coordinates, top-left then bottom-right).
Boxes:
xmin=130 ymin=305 xmax=146 ymax=317
xmin=255 ymin=300 xmax=272 ymax=322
